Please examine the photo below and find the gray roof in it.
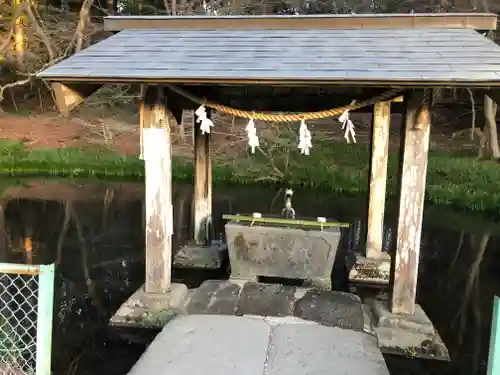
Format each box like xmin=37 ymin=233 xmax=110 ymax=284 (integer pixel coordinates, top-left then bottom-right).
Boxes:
xmin=38 ymin=28 xmax=500 ymax=86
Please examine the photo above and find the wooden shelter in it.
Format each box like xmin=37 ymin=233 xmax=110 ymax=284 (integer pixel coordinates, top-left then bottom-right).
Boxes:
xmin=38 ymin=13 xmax=500 ymax=319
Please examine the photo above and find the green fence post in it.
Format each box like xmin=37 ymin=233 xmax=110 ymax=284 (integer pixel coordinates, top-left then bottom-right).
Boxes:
xmin=35 ymin=264 xmax=55 ymax=375
xmin=488 ymin=296 xmax=500 ymax=375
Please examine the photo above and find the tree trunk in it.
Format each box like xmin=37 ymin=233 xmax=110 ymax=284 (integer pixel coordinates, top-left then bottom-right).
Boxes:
xmin=479 ymin=95 xmax=500 ymax=160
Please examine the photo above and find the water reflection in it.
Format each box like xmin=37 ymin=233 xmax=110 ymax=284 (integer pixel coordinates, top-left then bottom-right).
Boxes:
xmin=0 ymin=179 xmax=497 ymax=375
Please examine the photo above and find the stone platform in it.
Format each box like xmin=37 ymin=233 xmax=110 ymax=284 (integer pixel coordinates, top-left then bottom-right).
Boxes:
xmin=173 ymin=240 xmax=228 ymax=270
xmin=366 ymin=298 xmax=450 ymax=361
xmin=110 ymin=280 xmax=450 ymax=362
xmin=348 ymin=253 xmax=391 ymax=285
xmin=111 ymin=279 xmax=372 ymax=333
xmin=110 ymin=284 xmax=188 ymax=328
xmin=126 ymin=314 xmax=390 ymax=375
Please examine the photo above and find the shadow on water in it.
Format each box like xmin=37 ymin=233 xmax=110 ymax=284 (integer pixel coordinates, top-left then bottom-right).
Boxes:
xmin=0 ymin=179 xmax=498 ymax=375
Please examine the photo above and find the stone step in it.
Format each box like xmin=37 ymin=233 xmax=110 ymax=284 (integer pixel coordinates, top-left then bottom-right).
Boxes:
xmin=183 ymin=280 xmax=368 ymax=333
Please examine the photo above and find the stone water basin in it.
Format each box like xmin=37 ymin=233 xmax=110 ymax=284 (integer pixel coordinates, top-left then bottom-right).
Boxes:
xmin=223 ymin=214 xmax=348 ymax=290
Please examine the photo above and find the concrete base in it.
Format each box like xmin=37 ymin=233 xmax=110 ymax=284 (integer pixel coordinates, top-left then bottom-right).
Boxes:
xmin=173 ymin=240 xmax=228 ymax=270
xmin=348 ymin=253 xmax=391 ymax=285
xmin=366 ymin=299 xmax=450 ymax=361
xmin=109 ymin=283 xmax=188 ymax=329
xmin=126 ymin=314 xmax=390 ymax=375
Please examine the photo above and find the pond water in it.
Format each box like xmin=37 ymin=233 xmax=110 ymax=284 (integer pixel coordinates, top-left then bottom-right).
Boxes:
xmin=0 ymin=179 xmax=498 ymax=375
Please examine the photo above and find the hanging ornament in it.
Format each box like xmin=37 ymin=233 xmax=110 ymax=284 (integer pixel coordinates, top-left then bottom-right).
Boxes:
xmin=245 ymin=119 xmax=259 ymax=154
xmin=339 ymin=100 xmax=357 ymax=144
xmin=297 ymin=119 xmax=312 ymax=155
xmin=195 ymin=105 xmax=214 ymax=134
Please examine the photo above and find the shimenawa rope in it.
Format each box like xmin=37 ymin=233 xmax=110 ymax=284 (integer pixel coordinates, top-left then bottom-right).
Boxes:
xmin=165 ymin=84 xmax=404 ymax=122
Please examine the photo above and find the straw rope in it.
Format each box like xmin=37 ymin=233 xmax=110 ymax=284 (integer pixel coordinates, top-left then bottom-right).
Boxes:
xmin=165 ymin=84 xmax=405 ymax=122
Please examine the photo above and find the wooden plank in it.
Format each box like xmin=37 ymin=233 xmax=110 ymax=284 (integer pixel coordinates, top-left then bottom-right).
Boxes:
xmin=51 ymin=83 xmax=102 ymax=115
xmin=142 ymin=85 xmax=173 ymax=294
xmin=193 ymin=112 xmax=212 ymax=245
xmin=104 ymin=13 xmax=497 ymax=31
xmin=366 ymin=101 xmax=391 ymax=259
xmin=44 ymin=61 xmax=500 ymax=70
xmin=390 ymin=89 xmax=431 ymax=315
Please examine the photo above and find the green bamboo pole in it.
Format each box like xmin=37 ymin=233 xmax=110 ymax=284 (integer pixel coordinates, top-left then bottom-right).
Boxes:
xmin=222 ymin=214 xmax=349 ymax=228
xmin=488 ymin=296 xmax=500 ymax=375
xmin=36 ymin=264 xmax=55 ymax=375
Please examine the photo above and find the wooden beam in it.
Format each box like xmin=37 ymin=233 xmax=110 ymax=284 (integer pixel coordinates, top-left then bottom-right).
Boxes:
xmin=390 ymin=89 xmax=432 ymax=315
xmin=51 ymin=83 xmax=102 ymax=115
xmin=366 ymin=101 xmax=391 ymax=259
xmin=142 ymin=85 xmax=173 ymax=294
xmin=104 ymin=13 xmax=497 ymax=31
xmin=193 ymin=111 xmax=213 ymax=245
xmin=44 ymin=76 xmax=500 ymax=88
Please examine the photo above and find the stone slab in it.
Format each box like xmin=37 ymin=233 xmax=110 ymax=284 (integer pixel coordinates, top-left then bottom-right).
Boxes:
xmin=266 ymin=319 xmax=390 ymax=375
xmin=184 ymin=279 xmax=224 ymax=314
xmin=126 ymin=314 xmax=390 ymax=375
xmin=366 ymin=299 xmax=450 ymax=361
xmin=204 ymin=282 xmax=241 ymax=315
xmin=294 ymin=290 xmax=366 ymax=332
xmin=236 ymin=282 xmax=297 ymax=317
xmin=348 ymin=253 xmax=391 ymax=285
xmin=173 ymin=241 xmax=228 ymax=270
xmin=109 ymin=283 xmax=188 ymax=329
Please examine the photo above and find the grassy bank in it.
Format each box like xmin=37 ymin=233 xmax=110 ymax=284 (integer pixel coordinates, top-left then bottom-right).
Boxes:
xmin=0 ymin=139 xmax=498 ymax=214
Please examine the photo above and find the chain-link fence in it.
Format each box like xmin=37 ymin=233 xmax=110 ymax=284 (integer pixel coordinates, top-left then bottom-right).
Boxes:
xmin=0 ymin=264 xmax=55 ymax=375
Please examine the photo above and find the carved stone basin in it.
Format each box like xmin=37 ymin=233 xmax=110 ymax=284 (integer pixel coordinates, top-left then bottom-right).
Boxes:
xmin=224 ymin=215 xmax=346 ymax=290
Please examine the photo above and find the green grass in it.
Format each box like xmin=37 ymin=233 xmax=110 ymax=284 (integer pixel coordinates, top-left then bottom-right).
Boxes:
xmin=0 ymin=139 xmax=499 ymax=214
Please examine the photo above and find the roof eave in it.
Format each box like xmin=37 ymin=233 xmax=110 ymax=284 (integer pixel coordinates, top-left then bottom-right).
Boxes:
xmin=38 ymin=75 xmax=500 ymax=88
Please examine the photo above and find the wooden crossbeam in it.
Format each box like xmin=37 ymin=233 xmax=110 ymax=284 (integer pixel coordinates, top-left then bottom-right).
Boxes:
xmin=104 ymin=13 xmax=497 ymax=31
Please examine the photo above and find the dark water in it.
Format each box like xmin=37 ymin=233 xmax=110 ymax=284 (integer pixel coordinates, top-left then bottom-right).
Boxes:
xmin=0 ymin=179 xmax=498 ymax=375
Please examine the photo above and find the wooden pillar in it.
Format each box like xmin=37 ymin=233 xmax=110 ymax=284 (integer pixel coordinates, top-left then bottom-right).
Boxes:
xmin=390 ymin=89 xmax=432 ymax=315
xmin=139 ymin=84 xmax=146 ymax=160
xmin=142 ymin=85 xmax=173 ymax=294
xmin=107 ymin=0 xmax=116 ymax=14
xmin=366 ymin=101 xmax=391 ymax=259
xmin=193 ymin=114 xmax=212 ymax=245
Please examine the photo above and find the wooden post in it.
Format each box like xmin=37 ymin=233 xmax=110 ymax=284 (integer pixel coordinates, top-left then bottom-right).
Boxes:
xmin=107 ymin=0 xmax=115 ymax=15
xmin=193 ymin=113 xmax=212 ymax=245
xmin=390 ymin=89 xmax=432 ymax=315
xmin=139 ymin=84 xmax=146 ymax=160
xmin=366 ymin=101 xmax=391 ymax=259
xmin=142 ymin=85 xmax=173 ymax=294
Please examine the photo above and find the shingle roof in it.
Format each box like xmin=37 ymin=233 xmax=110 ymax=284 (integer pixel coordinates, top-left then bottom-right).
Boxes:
xmin=38 ymin=28 xmax=500 ymax=86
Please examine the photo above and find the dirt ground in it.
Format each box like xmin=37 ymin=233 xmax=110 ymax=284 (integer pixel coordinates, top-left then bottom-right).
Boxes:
xmin=0 ymin=104 xmax=481 ymax=158
xmin=0 ymin=112 xmax=141 ymax=155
